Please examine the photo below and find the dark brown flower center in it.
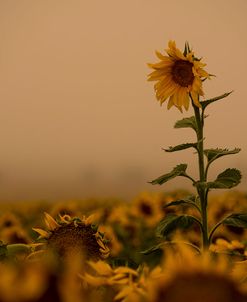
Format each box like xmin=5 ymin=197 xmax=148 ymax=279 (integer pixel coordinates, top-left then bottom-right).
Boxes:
xmin=155 ymin=272 xmax=246 ymax=302
xmin=140 ymin=202 xmax=153 ymax=216
xmin=47 ymin=223 xmax=101 ymax=259
xmin=172 ymin=60 xmax=194 ymax=87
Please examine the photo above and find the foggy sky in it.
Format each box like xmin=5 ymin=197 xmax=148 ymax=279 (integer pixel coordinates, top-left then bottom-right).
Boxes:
xmin=0 ymin=0 xmax=247 ymax=201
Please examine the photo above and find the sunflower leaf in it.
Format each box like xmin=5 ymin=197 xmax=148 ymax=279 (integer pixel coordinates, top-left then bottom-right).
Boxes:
xmin=204 ymin=148 xmax=241 ymax=164
xmin=140 ymin=243 xmax=165 ymax=255
xmin=174 ymin=116 xmax=198 ymax=132
xmin=156 ymin=214 xmax=200 ymax=238
xmin=201 ymin=91 xmax=233 ymax=110
xmin=222 ymin=213 xmax=247 ymax=228
xmin=164 ymin=143 xmax=198 ymax=153
xmin=149 ymin=164 xmax=188 ymax=185
xmin=163 ymin=196 xmax=197 ymax=208
xmin=207 ymin=168 xmax=241 ymax=189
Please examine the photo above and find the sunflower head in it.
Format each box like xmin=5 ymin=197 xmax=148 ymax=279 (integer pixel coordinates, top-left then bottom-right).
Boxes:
xmin=148 ymin=40 xmax=210 ymax=112
xmin=33 ymin=213 xmax=110 ymax=260
xmin=0 ymin=212 xmax=22 ymax=229
xmin=131 ymin=192 xmax=163 ymax=226
xmin=146 ymin=244 xmax=247 ymax=302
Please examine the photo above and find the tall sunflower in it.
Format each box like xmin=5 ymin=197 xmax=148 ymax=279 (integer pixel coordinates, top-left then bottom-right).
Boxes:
xmin=148 ymin=40 xmax=210 ymax=112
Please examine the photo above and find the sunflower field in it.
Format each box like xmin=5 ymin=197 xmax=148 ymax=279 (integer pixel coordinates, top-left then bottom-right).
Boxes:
xmin=0 ymin=189 xmax=246 ymax=302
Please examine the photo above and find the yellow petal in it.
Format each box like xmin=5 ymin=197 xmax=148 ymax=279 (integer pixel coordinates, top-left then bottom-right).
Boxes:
xmin=82 ymin=273 xmax=107 ymax=286
xmin=26 ymin=250 xmax=45 ymax=260
xmin=166 ymin=40 xmax=185 ymax=60
xmin=32 ymin=228 xmax=49 ymax=239
xmin=159 ymin=84 xmax=178 ymax=105
xmin=150 ymin=60 xmax=173 ymax=69
xmin=167 ymin=96 xmax=174 ymax=110
xmin=44 ymin=212 xmax=59 ymax=231
xmin=192 ymin=76 xmax=202 ymax=92
xmin=177 ymin=87 xmax=187 ymax=108
xmin=114 ymin=267 xmax=138 ymax=276
xmin=96 ymin=237 xmax=106 ymax=249
xmin=190 ymin=91 xmax=201 ymax=108
xmin=114 ymin=287 xmax=135 ymax=301
xmin=58 ymin=214 xmax=71 ymax=224
xmin=184 ymin=93 xmax=190 ymax=111
xmin=88 ymin=260 xmax=113 ymax=276
xmin=84 ymin=214 xmax=96 ymax=225
xmin=155 ymin=50 xmax=170 ymax=61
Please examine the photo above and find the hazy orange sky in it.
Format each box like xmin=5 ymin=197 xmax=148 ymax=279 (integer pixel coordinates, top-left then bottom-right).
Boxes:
xmin=0 ymin=0 xmax=247 ymax=201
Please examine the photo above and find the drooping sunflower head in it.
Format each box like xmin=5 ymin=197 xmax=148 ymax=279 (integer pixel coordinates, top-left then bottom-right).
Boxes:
xmin=33 ymin=213 xmax=110 ymax=260
xmin=148 ymin=40 xmax=210 ymax=112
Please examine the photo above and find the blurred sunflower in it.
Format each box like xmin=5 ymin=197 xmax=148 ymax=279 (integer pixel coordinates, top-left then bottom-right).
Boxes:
xmin=210 ymin=238 xmax=247 ymax=260
xmin=49 ymin=201 xmax=80 ymax=218
xmin=0 ymin=212 xmax=22 ymax=229
xmin=0 ymin=260 xmax=47 ymax=302
xmin=131 ymin=192 xmax=163 ymax=227
xmin=99 ymin=225 xmax=123 ymax=257
xmin=0 ymin=252 xmax=87 ymax=302
xmin=148 ymin=40 xmax=210 ymax=112
xmin=32 ymin=213 xmax=109 ymax=260
xmin=146 ymin=244 xmax=247 ymax=302
xmin=0 ymin=226 xmax=31 ymax=245
xmin=81 ymin=260 xmax=138 ymax=287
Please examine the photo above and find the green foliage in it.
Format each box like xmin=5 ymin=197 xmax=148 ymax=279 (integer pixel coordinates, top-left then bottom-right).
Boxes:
xmin=163 ymin=195 xmax=199 ymax=210
xmin=149 ymin=164 xmax=188 ymax=185
xmin=201 ymin=91 xmax=233 ymax=110
xmin=155 ymin=214 xmax=201 ymax=239
xmin=141 ymin=243 xmax=164 ymax=255
xmin=164 ymin=143 xmax=198 ymax=153
xmin=204 ymin=148 xmax=241 ymax=164
xmin=174 ymin=116 xmax=198 ymax=132
xmin=0 ymin=242 xmax=7 ymax=261
xmin=222 ymin=213 xmax=247 ymax=228
xmin=207 ymin=168 xmax=241 ymax=189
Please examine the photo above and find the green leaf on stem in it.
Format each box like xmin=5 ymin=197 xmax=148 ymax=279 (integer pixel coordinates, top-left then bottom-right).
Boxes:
xmin=163 ymin=195 xmax=197 ymax=208
xmin=222 ymin=213 xmax=247 ymax=228
xmin=156 ymin=214 xmax=200 ymax=238
xmin=174 ymin=116 xmax=198 ymax=132
xmin=207 ymin=168 xmax=241 ymax=189
xmin=201 ymin=91 xmax=233 ymax=110
xmin=149 ymin=164 xmax=187 ymax=185
xmin=204 ymin=148 xmax=241 ymax=164
xmin=164 ymin=143 xmax=198 ymax=152
xmin=141 ymin=243 xmax=164 ymax=255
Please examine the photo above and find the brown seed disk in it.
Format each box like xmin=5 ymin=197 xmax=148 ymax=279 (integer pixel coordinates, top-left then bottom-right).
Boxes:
xmin=47 ymin=223 xmax=101 ymax=259
xmin=140 ymin=202 xmax=153 ymax=216
xmin=171 ymin=60 xmax=194 ymax=87
xmin=155 ymin=272 xmax=246 ymax=302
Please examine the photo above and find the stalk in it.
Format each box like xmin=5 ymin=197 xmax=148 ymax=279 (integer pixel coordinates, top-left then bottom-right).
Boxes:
xmin=193 ymin=101 xmax=209 ymax=249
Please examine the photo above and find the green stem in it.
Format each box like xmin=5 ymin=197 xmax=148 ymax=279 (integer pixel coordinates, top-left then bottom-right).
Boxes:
xmin=208 ymin=219 xmax=224 ymax=243
xmin=193 ymin=101 xmax=209 ymax=249
xmin=182 ymin=174 xmax=196 ymax=184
